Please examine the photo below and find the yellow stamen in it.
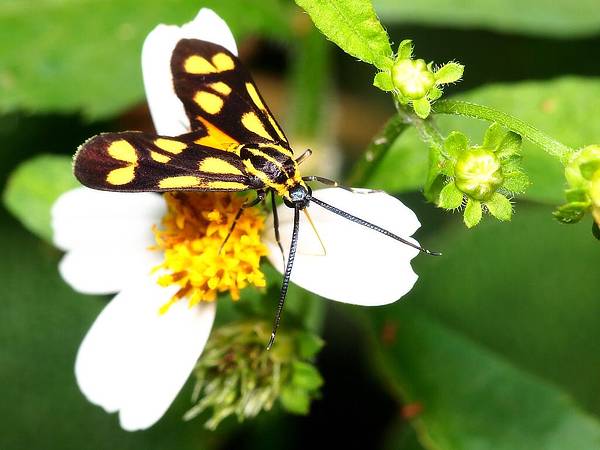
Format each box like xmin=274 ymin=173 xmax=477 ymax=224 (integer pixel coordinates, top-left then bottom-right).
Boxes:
xmin=153 ymin=192 xmax=268 ymax=312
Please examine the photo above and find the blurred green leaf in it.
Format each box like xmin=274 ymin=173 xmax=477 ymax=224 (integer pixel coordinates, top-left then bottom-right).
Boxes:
xmin=368 ymin=206 xmax=600 ymax=449
xmin=3 ymin=154 xmax=78 ymax=242
xmin=0 ymin=0 xmax=291 ymax=119
xmin=373 ymin=0 xmax=600 ymax=37
xmin=288 ymin=23 xmax=330 ymax=139
xmin=295 ymin=0 xmax=393 ymax=70
xmin=0 ymin=211 xmax=223 ymax=449
xmin=367 ymin=77 xmax=600 ymax=204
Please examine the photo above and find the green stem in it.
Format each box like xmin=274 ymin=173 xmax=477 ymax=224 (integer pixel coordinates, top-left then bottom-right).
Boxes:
xmin=434 ymin=99 xmax=575 ymax=164
xmin=395 ymin=101 xmax=444 ymax=150
xmin=346 ymin=116 xmax=408 ymax=186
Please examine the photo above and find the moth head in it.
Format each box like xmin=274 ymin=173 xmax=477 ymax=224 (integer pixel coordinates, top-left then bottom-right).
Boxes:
xmin=284 ymin=182 xmax=311 ymax=209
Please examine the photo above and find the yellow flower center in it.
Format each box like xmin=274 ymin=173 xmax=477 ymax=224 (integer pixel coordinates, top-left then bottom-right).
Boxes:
xmin=153 ymin=192 xmax=268 ymax=313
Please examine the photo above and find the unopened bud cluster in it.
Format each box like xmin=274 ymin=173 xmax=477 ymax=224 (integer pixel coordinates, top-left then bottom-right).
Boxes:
xmin=436 ymin=123 xmax=529 ymax=228
xmin=554 ymin=145 xmax=600 ymax=235
xmin=374 ymin=40 xmax=464 ymax=118
xmin=185 ymin=321 xmax=323 ymax=429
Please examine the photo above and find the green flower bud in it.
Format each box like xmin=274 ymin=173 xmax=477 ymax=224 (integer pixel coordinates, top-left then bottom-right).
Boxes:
xmin=185 ymin=321 xmax=323 ymax=429
xmin=454 ymin=148 xmax=504 ymax=201
xmin=555 ymin=145 xmax=600 ymax=229
xmin=391 ymin=59 xmax=435 ymax=100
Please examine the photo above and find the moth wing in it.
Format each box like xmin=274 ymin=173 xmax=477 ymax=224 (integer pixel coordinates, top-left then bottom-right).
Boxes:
xmin=74 ymin=131 xmax=256 ymax=192
xmin=171 ymin=38 xmax=290 ymax=149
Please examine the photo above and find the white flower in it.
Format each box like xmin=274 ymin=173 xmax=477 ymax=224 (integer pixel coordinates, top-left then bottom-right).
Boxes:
xmin=52 ymin=8 xmax=422 ymax=432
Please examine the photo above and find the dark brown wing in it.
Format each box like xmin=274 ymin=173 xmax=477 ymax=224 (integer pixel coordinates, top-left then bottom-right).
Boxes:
xmin=171 ymin=38 xmax=290 ymax=149
xmin=74 ymin=131 xmax=258 ymax=192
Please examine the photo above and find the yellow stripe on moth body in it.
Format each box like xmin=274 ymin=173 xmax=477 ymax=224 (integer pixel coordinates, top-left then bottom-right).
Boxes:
xmin=106 ymin=140 xmax=138 ymax=185
xmin=242 ymin=146 xmax=303 ymax=195
xmin=198 ymin=157 xmax=244 ymax=175
xmin=184 ymin=53 xmax=235 ymax=75
xmin=245 ymin=82 xmax=287 ymax=142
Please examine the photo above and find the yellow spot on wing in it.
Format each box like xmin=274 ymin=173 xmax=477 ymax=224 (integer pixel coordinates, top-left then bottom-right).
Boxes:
xmin=245 ymin=83 xmax=287 ymax=142
xmin=107 ymin=166 xmax=135 ymax=185
xmin=199 ymin=157 xmax=244 ymax=175
xmin=184 ymin=55 xmax=215 ymax=74
xmin=212 ymin=53 xmax=234 ymax=72
xmin=194 ymin=91 xmax=224 ymax=114
xmin=155 ymin=138 xmax=186 ymax=154
xmin=194 ymin=116 xmax=238 ymax=150
xmin=205 ymin=181 xmax=248 ymax=190
xmin=150 ymin=151 xmax=171 ymax=163
xmin=107 ymin=140 xmax=137 ymax=163
xmin=159 ymin=176 xmax=201 ymax=189
xmin=241 ymin=112 xmax=272 ymax=140
xmin=209 ymin=82 xmax=232 ymax=95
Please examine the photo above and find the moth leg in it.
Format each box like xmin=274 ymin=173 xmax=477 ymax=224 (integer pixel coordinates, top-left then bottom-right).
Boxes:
xmin=295 ymin=149 xmax=312 ymax=165
xmin=219 ymin=190 xmax=266 ymax=254
xmin=270 ymin=190 xmax=286 ymax=268
xmin=302 ymin=176 xmax=380 ymax=194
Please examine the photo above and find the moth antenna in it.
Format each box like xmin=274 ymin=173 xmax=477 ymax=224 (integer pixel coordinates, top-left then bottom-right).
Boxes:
xmin=308 ymin=195 xmax=442 ymax=256
xmin=267 ymin=205 xmax=301 ymax=350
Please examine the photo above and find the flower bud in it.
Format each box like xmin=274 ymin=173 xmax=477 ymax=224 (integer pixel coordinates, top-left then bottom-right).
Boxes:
xmin=454 ymin=149 xmax=504 ymax=201
xmin=185 ymin=321 xmax=323 ymax=429
xmin=391 ymin=59 xmax=435 ymax=100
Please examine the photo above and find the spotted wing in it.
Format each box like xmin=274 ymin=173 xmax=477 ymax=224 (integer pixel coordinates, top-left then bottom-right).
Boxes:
xmin=171 ymin=38 xmax=290 ymax=150
xmin=74 ymin=131 xmax=257 ymax=192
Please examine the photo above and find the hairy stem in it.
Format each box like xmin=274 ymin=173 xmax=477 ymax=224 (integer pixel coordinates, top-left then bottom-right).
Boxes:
xmin=434 ymin=100 xmax=575 ymax=164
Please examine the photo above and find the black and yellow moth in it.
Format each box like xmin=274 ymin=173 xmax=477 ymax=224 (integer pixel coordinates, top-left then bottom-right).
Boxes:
xmin=74 ymin=39 xmax=438 ymax=348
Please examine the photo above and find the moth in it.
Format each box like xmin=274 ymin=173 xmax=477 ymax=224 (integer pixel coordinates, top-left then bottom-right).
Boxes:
xmin=74 ymin=38 xmax=438 ymax=348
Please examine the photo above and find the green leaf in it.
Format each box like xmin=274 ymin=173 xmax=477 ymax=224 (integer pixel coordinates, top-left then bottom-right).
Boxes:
xmin=497 ymin=131 xmax=523 ymax=158
xmin=280 ymin=386 xmax=311 ymax=415
xmin=290 ymin=361 xmax=324 ymax=391
xmin=412 ymin=97 xmax=431 ymax=119
xmin=289 ymin=22 xmax=330 ymax=138
xmin=374 ymin=71 xmax=394 ymax=92
xmin=437 ymin=182 xmax=463 ymax=210
xmin=373 ymin=0 xmax=600 ymax=37
xmin=444 ymin=131 xmax=468 ymax=159
xmin=463 ymin=198 xmax=482 ymax=227
xmin=485 ymin=192 xmax=513 ymax=221
xmin=503 ymin=171 xmax=530 ymax=194
xmin=3 ymin=155 xmax=78 ymax=242
xmin=482 ymin=122 xmax=506 ymax=149
xmin=0 ymin=0 xmax=291 ymax=119
xmin=434 ymin=62 xmax=464 ymax=85
xmin=553 ymin=202 xmax=588 ymax=223
xmin=367 ymin=206 xmax=600 ymax=449
xmin=366 ymin=77 xmax=600 ymax=204
xmin=0 ymin=212 xmax=221 ymax=449
xmin=295 ymin=0 xmax=393 ymax=70
xmin=397 ymin=39 xmax=413 ymax=60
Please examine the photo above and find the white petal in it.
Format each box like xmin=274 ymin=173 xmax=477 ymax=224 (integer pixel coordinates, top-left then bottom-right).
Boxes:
xmin=75 ymin=274 xmax=216 ymax=431
xmin=142 ymin=8 xmax=237 ymax=136
xmin=52 ymin=187 xmax=165 ymax=251
xmin=58 ymin=245 xmax=162 ymax=295
xmin=264 ymin=188 xmax=421 ymax=306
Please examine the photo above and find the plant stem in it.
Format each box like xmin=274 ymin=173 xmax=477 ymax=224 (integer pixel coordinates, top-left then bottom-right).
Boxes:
xmin=395 ymin=101 xmax=444 ymax=150
xmin=434 ymin=99 xmax=575 ymax=164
